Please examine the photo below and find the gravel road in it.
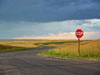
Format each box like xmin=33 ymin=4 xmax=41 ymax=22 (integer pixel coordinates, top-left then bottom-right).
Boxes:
xmin=0 ymin=46 xmax=100 ymax=75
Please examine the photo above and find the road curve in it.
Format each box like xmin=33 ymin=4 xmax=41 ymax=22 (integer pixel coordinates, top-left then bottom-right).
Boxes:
xmin=0 ymin=46 xmax=100 ymax=75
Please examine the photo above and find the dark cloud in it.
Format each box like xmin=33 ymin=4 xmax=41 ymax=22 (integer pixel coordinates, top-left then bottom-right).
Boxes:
xmin=0 ymin=0 xmax=100 ymax=22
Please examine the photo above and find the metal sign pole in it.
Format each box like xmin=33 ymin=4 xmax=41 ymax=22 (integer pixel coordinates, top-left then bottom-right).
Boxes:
xmin=78 ymin=38 xmax=80 ymax=56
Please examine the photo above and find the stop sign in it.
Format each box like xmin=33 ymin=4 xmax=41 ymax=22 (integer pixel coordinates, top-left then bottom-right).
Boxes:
xmin=75 ymin=29 xmax=84 ymax=38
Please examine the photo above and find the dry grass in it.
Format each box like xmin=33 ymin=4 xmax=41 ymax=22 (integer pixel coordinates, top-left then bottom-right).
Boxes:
xmin=0 ymin=41 xmax=38 ymax=47
xmin=38 ymin=39 xmax=100 ymax=60
xmin=0 ymin=40 xmax=41 ymax=52
xmin=0 ymin=40 xmax=67 ymax=52
xmin=1 ymin=39 xmax=100 ymax=61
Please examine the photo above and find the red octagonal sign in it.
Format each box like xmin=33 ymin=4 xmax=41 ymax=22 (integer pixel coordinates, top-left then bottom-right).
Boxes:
xmin=75 ymin=29 xmax=84 ymax=38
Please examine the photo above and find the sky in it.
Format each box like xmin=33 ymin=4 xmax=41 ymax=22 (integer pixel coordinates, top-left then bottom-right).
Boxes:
xmin=0 ymin=0 xmax=100 ymax=40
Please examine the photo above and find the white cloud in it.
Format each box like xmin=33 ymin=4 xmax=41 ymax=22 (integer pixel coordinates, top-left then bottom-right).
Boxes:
xmin=9 ymin=19 xmax=100 ymax=39
xmin=82 ymin=19 xmax=100 ymax=27
xmin=8 ymin=19 xmax=100 ymax=33
xmin=35 ymin=19 xmax=100 ymax=32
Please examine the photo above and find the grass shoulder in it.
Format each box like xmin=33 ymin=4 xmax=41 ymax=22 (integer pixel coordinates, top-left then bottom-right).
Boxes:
xmin=38 ymin=51 xmax=100 ymax=61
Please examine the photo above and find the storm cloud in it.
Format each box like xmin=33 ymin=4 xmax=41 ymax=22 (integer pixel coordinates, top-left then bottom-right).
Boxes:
xmin=0 ymin=0 xmax=100 ymax=22
xmin=0 ymin=0 xmax=100 ymax=39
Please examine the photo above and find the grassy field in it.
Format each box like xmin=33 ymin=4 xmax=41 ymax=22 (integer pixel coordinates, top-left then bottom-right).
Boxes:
xmin=0 ymin=40 xmax=40 ymax=52
xmin=0 ymin=39 xmax=100 ymax=61
xmin=38 ymin=39 xmax=100 ymax=61
xmin=0 ymin=40 xmax=67 ymax=52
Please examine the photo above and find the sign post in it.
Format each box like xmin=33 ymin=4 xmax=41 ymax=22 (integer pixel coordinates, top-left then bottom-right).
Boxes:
xmin=75 ymin=29 xmax=84 ymax=56
xmin=78 ymin=38 xmax=80 ymax=56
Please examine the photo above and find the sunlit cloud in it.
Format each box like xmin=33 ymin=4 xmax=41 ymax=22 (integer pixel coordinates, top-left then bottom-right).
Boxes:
xmin=15 ymin=31 xmax=100 ymax=40
xmin=0 ymin=19 xmax=100 ymax=39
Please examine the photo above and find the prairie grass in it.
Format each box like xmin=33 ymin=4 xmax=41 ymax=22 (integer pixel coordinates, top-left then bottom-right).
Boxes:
xmin=0 ymin=41 xmax=38 ymax=47
xmin=0 ymin=40 xmax=41 ymax=52
xmin=38 ymin=39 xmax=100 ymax=61
xmin=0 ymin=40 xmax=69 ymax=52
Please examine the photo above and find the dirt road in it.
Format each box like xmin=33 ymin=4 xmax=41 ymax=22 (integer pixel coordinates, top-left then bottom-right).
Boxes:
xmin=0 ymin=46 xmax=100 ymax=75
